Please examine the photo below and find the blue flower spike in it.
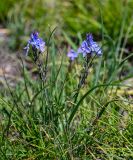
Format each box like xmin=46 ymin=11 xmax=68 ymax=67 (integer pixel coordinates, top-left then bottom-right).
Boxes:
xmin=86 ymin=33 xmax=102 ymax=56
xmin=24 ymin=32 xmax=45 ymax=56
xmin=67 ymin=49 xmax=78 ymax=61
xmin=78 ymin=33 xmax=102 ymax=57
xmin=77 ymin=40 xmax=91 ymax=57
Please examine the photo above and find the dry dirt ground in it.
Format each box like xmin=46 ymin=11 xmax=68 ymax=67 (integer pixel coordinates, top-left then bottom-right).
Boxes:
xmin=0 ymin=28 xmax=36 ymax=87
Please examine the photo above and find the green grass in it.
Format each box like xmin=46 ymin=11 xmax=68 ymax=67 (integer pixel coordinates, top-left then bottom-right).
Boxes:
xmin=0 ymin=0 xmax=133 ymax=159
xmin=0 ymin=27 xmax=133 ymax=159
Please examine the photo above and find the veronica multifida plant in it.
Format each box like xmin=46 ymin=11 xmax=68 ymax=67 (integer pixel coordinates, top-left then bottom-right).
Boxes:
xmin=66 ymin=33 xmax=102 ymax=125
xmin=23 ymin=31 xmax=102 ymax=130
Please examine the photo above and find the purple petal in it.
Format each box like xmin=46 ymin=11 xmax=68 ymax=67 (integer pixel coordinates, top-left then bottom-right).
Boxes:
xmin=23 ymin=44 xmax=30 ymax=56
xmin=78 ymin=40 xmax=91 ymax=57
xmin=67 ymin=49 xmax=78 ymax=61
xmin=86 ymin=33 xmax=94 ymax=45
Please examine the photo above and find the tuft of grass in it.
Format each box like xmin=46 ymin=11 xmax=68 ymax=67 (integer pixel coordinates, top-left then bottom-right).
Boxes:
xmin=0 ymin=26 xmax=133 ymax=159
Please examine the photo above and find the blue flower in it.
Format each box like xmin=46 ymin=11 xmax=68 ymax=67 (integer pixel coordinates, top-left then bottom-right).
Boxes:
xmin=24 ymin=32 xmax=45 ymax=55
xmin=67 ymin=49 xmax=78 ymax=61
xmin=78 ymin=33 xmax=102 ymax=57
xmin=77 ymin=40 xmax=91 ymax=57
